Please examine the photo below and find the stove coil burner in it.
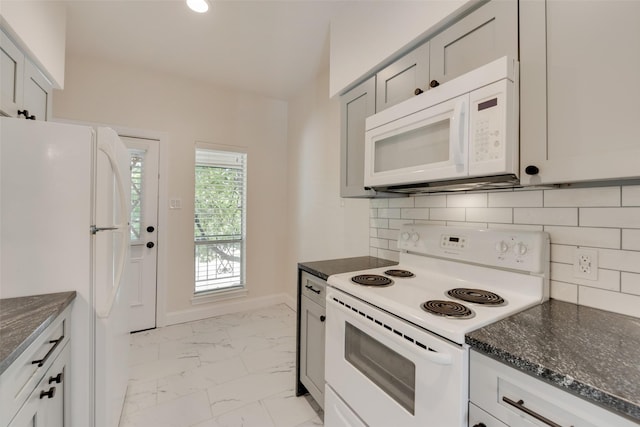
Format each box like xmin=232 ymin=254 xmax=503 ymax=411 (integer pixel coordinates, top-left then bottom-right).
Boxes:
xmin=447 ymin=288 xmax=505 ymax=305
xmin=384 ymin=269 xmax=415 ymax=278
xmin=421 ymin=300 xmax=474 ymax=319
xmin=351 ymin=274 xmax=394 ymax=287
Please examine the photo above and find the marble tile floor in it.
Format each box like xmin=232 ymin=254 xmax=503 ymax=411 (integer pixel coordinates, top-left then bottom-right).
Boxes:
xmin=118 ymin=304 xmax=323 ymax=427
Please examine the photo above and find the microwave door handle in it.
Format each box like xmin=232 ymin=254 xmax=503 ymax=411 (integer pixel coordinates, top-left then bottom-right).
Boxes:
xmin=452 ymin=99 xmax=466 ymax=169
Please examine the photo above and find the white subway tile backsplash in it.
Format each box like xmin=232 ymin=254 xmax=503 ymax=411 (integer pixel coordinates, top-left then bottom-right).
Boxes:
xmin=401 ymin=208 xmax=429 ymax=220
xmin=544 ymin=226 xmax=620 ymax=249
xmin=544 ymin=187 xmax=620 ymax=207
xmin=514 ymin=208 xmax=578 ymax=226
xmin=621 ymin=272 xmax=640 ymax=296
xmin=622 ymin=185 xmax=640 ymax=206
xmin=550 ymin=244 xmax=574 ymax=264
xmin=446 ymin=193 xmax=487 ymax=208
xmin=579 ymin=287 xmax=640 ymax=318
xmin=599 ymin=248 xmax=640 ymax=273
xmin=488 ymin=190 xmax=543 ymax=207
xmin=414 ymin=195 xmax=446 ymax=208
xmin=550 ymin=280 xmax=578 ymax=304
xmin=430 ymin=208 xmax=465 ymax=221
xmin=580 ymin=207 xmax=640 ymax=228
xmin=389 ymin=198 xmax=415 ymax=208
xmin=378 ymin=208 xmax=401 ymax=219
xmin=466 ymin=208 xmax=512 ymax=224
xmin=622 ymin=229 xmax=640 ymax=251
xmin=551 ymin=262 xmax=620 ymax=291
xmin=369 ymin=185 xmax=640 ymax=318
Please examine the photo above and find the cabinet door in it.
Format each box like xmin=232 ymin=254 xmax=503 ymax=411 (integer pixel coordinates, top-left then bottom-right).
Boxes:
xmin=376 ymin=42 xmax=430 ymax=112
xmin=520 ymin=1 xmax=640 ymax=185
xmin=299 ymin=295 xmax=326 ymax=409
xmin=429 ymin=0 xmax=517 ymax=87
xmin=23 ymin=59 xmax=52 ymax=121
xmin=340 ymin=77 xmax=376 ymax=198
xmin=0 ymin=30 xmax=24 ymax=117
xmin=42 ymin=342 xmax=70 ymax=427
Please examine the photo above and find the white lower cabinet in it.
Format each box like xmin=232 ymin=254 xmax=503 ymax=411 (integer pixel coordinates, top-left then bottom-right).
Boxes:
xmin=1 ymin=307 xmax=71 ymax=427
xmin=470 ymin=350 xmax=637 ymax=427
xmin=299 ymin=272 xmax=326 ymax=409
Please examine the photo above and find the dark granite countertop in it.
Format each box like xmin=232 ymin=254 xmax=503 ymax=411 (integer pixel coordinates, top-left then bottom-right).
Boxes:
xmin=298 ymin=256 xmax=398 ymax=281
xmin=466 ymin=299 xmax=640 ymax=423
xmin=0 ymin=291 xmax=76 ymax=375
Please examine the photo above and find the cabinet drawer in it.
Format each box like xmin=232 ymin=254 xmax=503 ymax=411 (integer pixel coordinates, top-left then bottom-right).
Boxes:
xmin=0 ymin=306 xmax=70 ymax=427
xmin=470 ymin=350 xmax=638 ymax=427
xmin=301 ymin=271 xmax=327 ymax=307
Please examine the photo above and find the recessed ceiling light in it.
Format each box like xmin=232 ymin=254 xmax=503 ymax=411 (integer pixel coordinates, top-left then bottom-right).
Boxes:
xmin=187 ymin=0 xmax=209 ymax=13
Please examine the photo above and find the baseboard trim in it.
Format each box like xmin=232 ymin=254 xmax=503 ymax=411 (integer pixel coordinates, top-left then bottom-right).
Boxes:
xmin=163 ymin=292 xmax=296 ymax=326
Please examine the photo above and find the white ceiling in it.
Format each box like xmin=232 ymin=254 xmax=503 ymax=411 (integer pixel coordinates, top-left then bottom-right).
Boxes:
xmin=65 ymin=0 xmax=359 ymax=101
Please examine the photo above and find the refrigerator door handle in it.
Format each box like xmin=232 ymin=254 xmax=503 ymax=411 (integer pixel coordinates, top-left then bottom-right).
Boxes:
xmin=96 ymin=140 xmax=129 ymax=319
xmin=91 ymin=225 xmax=119 ymax=234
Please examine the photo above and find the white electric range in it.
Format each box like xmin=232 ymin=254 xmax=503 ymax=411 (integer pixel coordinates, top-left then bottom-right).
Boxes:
xmin=324 ymin=224 xmax=550 ymax=427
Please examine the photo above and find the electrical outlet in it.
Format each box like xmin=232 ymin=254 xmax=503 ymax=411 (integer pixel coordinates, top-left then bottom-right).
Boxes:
xmin=574 ymin=248 xmax=598 ymax=280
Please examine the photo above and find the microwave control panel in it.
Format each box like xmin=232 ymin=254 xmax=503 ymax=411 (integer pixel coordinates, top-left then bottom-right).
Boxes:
xmin=471 ymin=93 xmax=504 ymax=163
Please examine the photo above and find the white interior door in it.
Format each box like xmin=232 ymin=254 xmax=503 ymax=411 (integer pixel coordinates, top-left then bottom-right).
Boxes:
xmin=122 ymin=135 xmax=159 ymax=332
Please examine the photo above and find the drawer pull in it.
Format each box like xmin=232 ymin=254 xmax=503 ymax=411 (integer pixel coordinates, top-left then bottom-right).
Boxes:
xmin=32 ymin=335 xmax=64 ymax=367
xmin=305 ymin=284 xmax=321 ymax=294
xmin=40 ymin=387 xmax=56 ymax=399
xmin=49 ymin=372 xmax=64 ymax=384
xmin=502 ymin=396 xmax=563 ymax=427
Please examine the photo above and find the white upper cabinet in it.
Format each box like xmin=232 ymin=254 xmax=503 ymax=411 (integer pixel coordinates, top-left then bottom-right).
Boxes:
xmin=375 ymin=43 xmax=429 ymax=112
xmin=429 ymin=0 xmax=518 ymax=87
xmin=520 ymin=0 xmax=640 ymax=185
xmin=23 ymin=59 xmax=53 ymax=121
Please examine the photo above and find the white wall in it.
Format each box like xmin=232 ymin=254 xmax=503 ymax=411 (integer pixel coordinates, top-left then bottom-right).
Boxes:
xmin=369 ymin=187 xmax=640 ymax=319
xmin=0 ymin=0 xmax=66 ymax=88
xmin=329 ymin=0 xmax=467 ymax=96
xmin=286 ymin=67 xmax=370 ymax=297
xmin=54 ymin=56 xmax=289 ymax=324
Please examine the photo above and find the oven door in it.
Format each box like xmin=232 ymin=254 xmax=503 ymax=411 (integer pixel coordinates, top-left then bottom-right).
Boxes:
xmin=325 ymin=289 xmax=468 ymax=427
xmin=364 ymin=93 xmax=470 ymax=188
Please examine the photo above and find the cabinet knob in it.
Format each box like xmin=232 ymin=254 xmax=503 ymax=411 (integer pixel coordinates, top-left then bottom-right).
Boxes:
xmin=40 ymin=387 xmax=56 ymax=399
xmin=17 ymin=110 xmax=36 ymax=120
xmin=320 ymin=315 xmax=326 ymax=322
xmin=473 ymin=424 xmax=486 ymax=427
xmin=146 ymin=242 xmax=155 ymax=249
xmin=430 ymin=80 xmax=440 ymax=88
xmin=525 ymin=165 xmax=540 ymax=175
xmin=414 ymin=88 xmax=424 ymax=95
xmin=146 ymin=226 xmax=155 ymax=233
xmin=49 ymin=372 xmax=64 ymax=384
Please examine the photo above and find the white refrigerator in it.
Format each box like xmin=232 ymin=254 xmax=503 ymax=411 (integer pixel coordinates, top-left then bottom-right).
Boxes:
xmin=0 ymin=117 xmax=131 ymax=427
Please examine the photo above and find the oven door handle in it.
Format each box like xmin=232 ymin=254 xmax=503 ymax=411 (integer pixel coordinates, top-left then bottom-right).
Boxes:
xmin=423 ymin=349 xmax=453 ymax=366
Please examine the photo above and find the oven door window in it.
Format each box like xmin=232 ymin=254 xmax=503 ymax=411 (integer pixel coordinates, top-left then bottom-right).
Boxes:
xmin=345 ymin=322 xmax=416 ymax=415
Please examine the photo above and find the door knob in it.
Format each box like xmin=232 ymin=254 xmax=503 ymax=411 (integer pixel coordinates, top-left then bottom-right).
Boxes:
xmin=146 ymin=226 xmax=155 ymax=233
xmin=146 ymin=242 xmax=155 ymax=248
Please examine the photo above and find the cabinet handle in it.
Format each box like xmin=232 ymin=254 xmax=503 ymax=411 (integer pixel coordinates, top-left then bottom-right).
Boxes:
xmin=430 ymin=79 xmax=440 ymax=88
xmin=49 ymin=372 xmax=64 ymax=384
xmin=32 ymin=335 xmax=64 ymax=367
xmin=320 ymin=315 xmax=326 ymax=322
xmin=502 ymin=396 xmax=563 ymax=427
xmin=414 ymin=88 xmax=424 ymax=95
xmin=305 ymin=284 xmax=321 ymax=294
xmin=17 ymin=109 xmax=36 ymax=120
xmin=525 ymin=165 xmax=540 ymax=175
xmin=40 ymin=387 xmax=56 ymax=399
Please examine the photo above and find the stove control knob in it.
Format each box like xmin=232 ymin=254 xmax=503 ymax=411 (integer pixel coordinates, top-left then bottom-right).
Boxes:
xmin=410 ymin=232 xmax=420 ymax=242
xmin=401 ymin=232 xmax=411 ymax=241
xmin=514 ymin=242 xmax=528 ymax=255
xmin=495 ymin=241 xmax=508 ymax=253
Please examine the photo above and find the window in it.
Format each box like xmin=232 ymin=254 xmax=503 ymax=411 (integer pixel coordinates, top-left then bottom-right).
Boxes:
xmin=129 ymin=149 xmax=145 ymax=243
xmin=194 ymin=147 xmax=247 ymax=294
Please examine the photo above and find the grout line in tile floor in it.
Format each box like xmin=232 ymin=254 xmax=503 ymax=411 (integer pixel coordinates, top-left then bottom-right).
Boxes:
xmin=119 ymin=304 xmax=323 ymax=427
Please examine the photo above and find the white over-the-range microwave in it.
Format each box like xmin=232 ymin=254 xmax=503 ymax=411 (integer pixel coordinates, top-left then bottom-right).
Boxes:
xmin=364 ymin=56 xmax=519 ymax=193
